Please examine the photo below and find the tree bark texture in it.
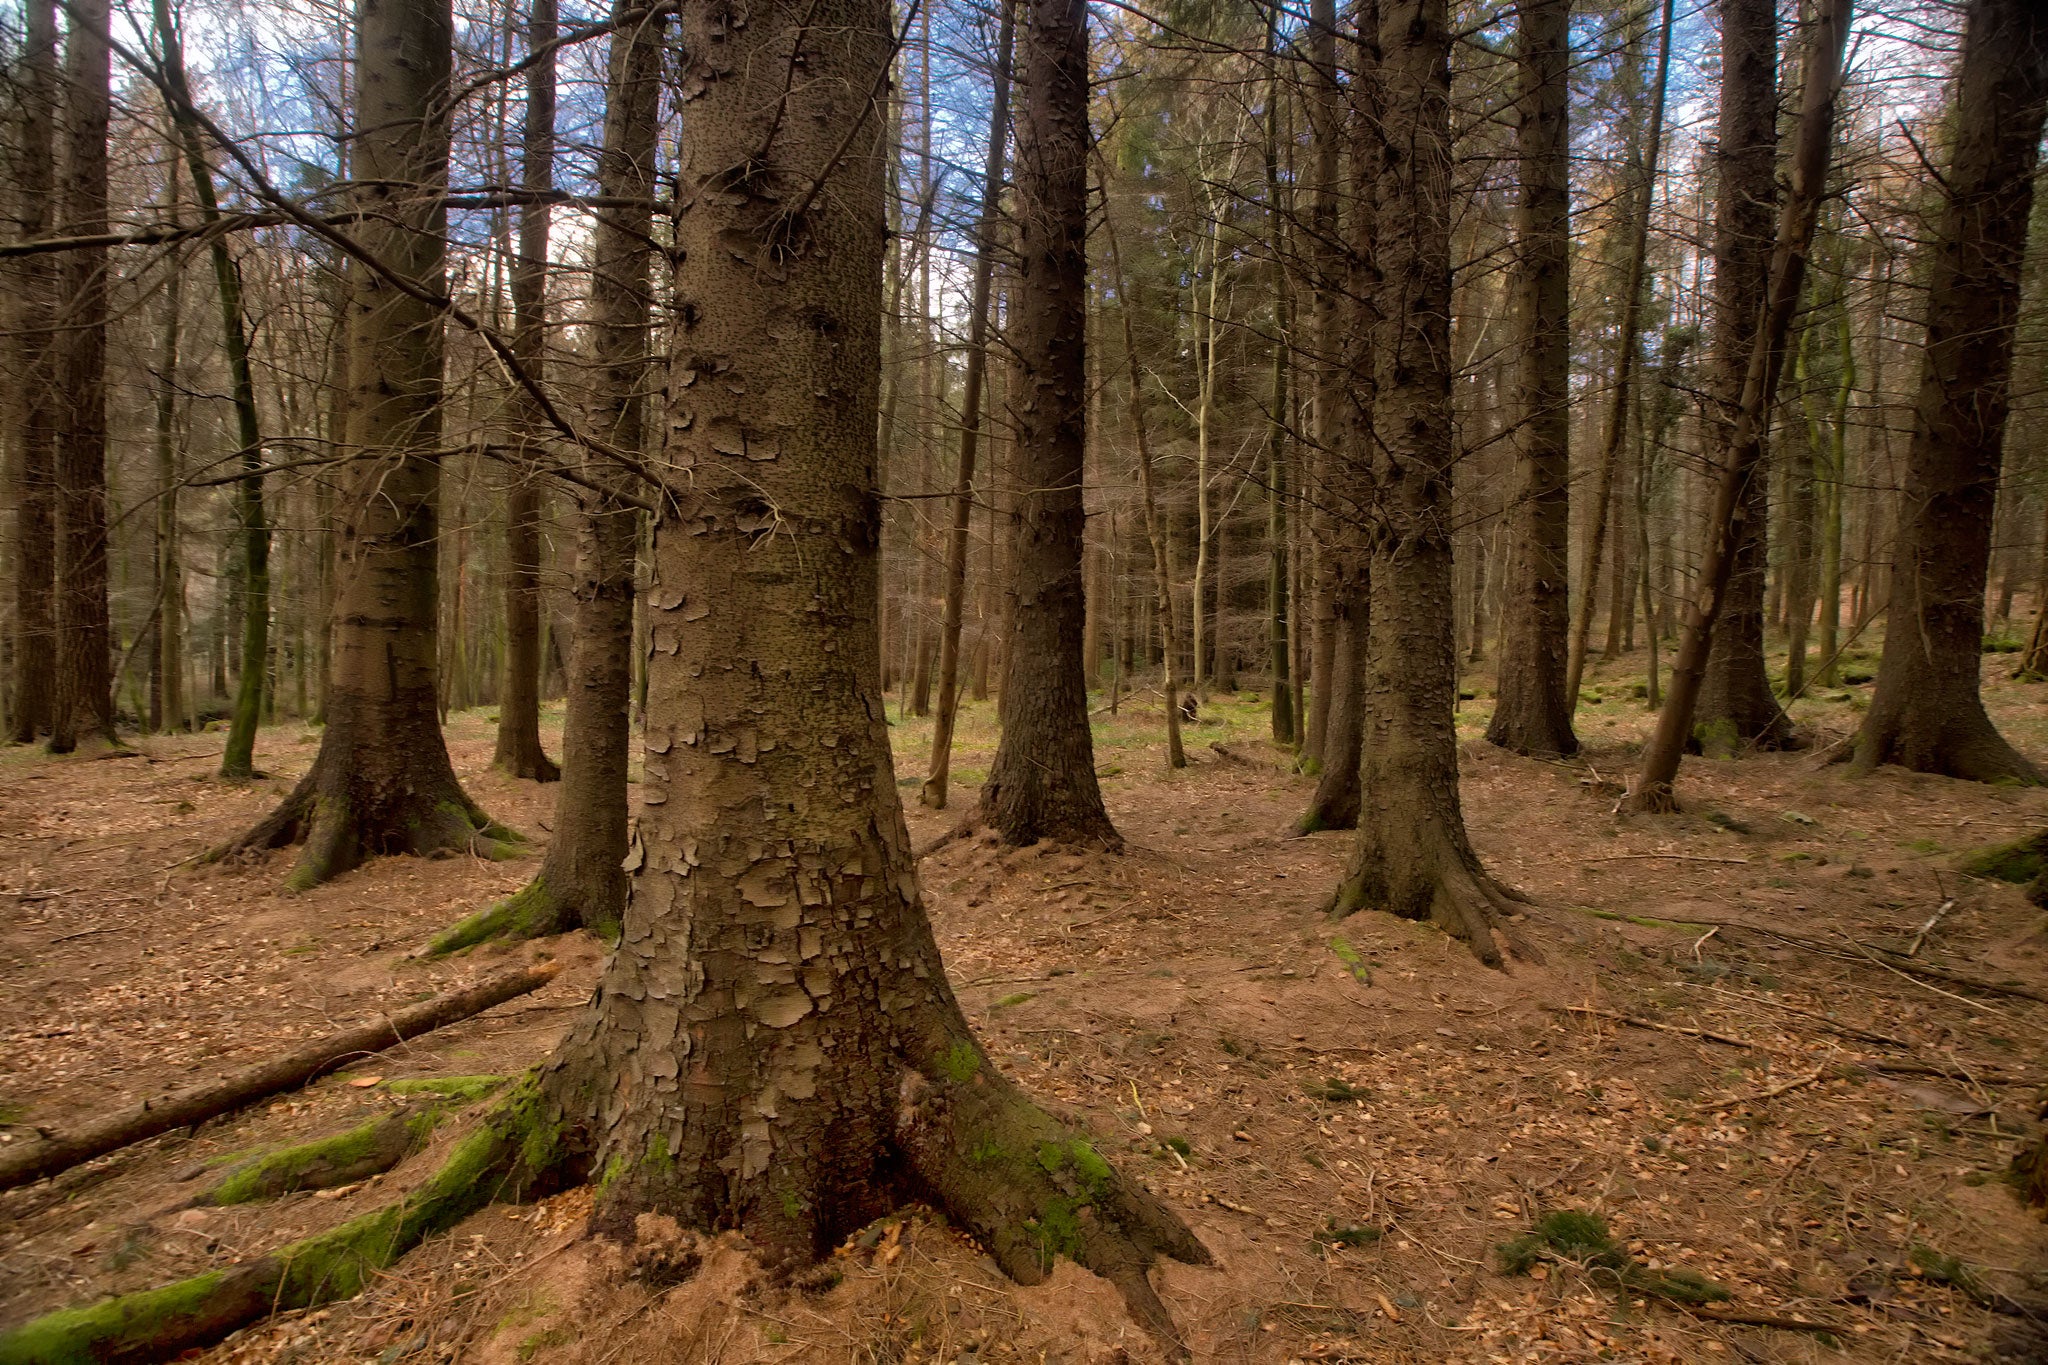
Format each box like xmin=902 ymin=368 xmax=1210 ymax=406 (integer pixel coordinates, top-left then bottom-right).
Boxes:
xmin=529 ymin=0 xmax=1202 ymax=1327
xmin=1854 ymin=0 xmax=2048 ymax=784
xmin=7 ymin=0 xmax=58 ymax=743
xmin=1485 ymin=0 xmax=1577 ymax=758
xmin=1327 ymin=0 xmax=1532 ymax=966
xmin=981 ymin=0 xmax=1119 ymax=848
xmin=1623 ymin=0 xmax=1852 ymax=812
xmin=494 ymin=0 xmax=563 ymax=783
xmin=1693 ymin=0 xmax=1795 ymax=752
xmin=1298 ymin=0 xmax=1342 ymax=766
xmin=49 ymin=0 xmax=116 ymax=753
xmin=224 ymin=0 xmax=511 ymax=888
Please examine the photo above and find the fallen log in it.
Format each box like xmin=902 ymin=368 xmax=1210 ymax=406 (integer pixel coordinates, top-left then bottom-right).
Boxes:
xmin=0 ymin=962 xmax=559 ymax=1192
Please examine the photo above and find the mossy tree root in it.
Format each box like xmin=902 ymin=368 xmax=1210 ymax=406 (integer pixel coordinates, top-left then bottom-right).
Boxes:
xmin=1958 ymin=831 xmax=2048 ymax=906
xmin=0 ymin=1079 xmax=559 ymax=1365
xmin=212 ymin=774 xmax=524 ymax=894
xmin=425 ymin=875 xmax=576 ymax=957
xmin=1327 ymin=851 xmax=1539 ymax=969
xmin=192 ymin=1103 xmax=453 ymax=1206
xmin=894 ymin=1044 xmax=1209 ymax=1347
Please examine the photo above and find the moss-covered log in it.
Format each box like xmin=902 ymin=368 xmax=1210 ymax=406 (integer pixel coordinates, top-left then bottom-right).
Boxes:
xmin=1958 ymin=830 xmax=2048 ymax=906
xmin=0 ymin=1079 xmax=557 ymax=1365
xmin=0 ymin=966 xmax=554 ymax=1192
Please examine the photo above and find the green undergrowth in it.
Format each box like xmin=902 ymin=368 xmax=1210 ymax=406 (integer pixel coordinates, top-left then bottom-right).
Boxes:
xmin=1497 ymin=1210 xmax=1729 ymax=1307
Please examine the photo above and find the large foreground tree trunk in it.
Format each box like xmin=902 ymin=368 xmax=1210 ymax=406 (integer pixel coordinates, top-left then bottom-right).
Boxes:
xmin=48 ymin=0 xmax=117 ymax=754
xmin=1852 ymin=0 xmax=2048 ymax=784
xmin=1691 ymin=0 xmax=1795 ymax=753
xmin=429 ymin=0 xmax=660 ymax=955
xmin=980 ymin=0 xmax=1119 ymax=848
xmin=1484 ymin=0 xmax=1577 ymax=759
xmin=1327 ymin=0 xmax=1532 ymax=966
xmin=1622 ymin=0 xmax=1852 ymax=812
xmin=531 ymin=0 xmax=1202 ymax=1327
xmin=492 ymin=0 xmax=562 ymax=784
xmin=223 ymin=0 xmax=511 ymax=890
xmin=6 ymin=0 xmax=58 ymax=744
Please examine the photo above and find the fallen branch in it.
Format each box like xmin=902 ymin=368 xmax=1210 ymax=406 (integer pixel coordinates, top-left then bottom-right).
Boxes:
xmin=1549 ymin=1005 xmax=1766 ymax=1050
xmin=1695 ymin=1067 xmax=1826 ymax=1112
xmin=1681 ymin=1304 xmax=1847 ymax=1334
xmin=0 ymin=963 xmax=558 ymax=1192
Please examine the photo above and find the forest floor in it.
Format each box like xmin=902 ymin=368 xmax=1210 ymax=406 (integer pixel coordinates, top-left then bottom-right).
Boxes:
xmin=3 ymin=640 xmax=2048 ymax=1364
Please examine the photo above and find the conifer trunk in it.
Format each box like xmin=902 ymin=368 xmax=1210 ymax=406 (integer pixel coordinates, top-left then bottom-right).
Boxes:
xmin=7 ymin=0 xmax=58 ymax=744
xmin=224 ymin=0 xmax=511 ymax=888
xmin=48 ymin=0 xmax=116 ymax=753
xmin=1485 ymin=0 xmax=1576 ymax=757
xmin=531 ymin=0 xmax=1202 ymax=1321
xmin=493 ymin=0 xmax=562 ymax=783
xmin=1692 ymin=0 xmax=1795 ymax=752
xmin=981 ymin=0 xmax=1119 ymax=847
xmin=1854 ymin=0 xmax=2048 ymax=783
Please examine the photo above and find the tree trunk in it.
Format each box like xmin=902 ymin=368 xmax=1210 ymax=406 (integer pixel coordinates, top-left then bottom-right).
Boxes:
xmin=1692 ymin=0 xmax=1795 ymax=753
xmin=7 ymin=0 xmax=58 ymax=744
xmin=48 ymin=0 xmax=116 ymax=753
xmin=981 ymin=0 xmax=1119 ymax=848
xmin=1484 ymin=0 xmax=1576 ymax=758
xmin=1623 ymin=0 xmax=1852 ymax=813
xmin=1262 ymin=30 xmax=1292 ymax=744
xmin=1299 ymin=0 xmax=1342 ymax=765
xmin=223 ymin=0 xmax=513 ymax=888
xmin=149 ymin=150 xmax=186 ymax=735
xmin=1854 ymin=0 xmax=2048 ymax=784
xmin=1328 ymin=0 xmax=1532 ymax=966
xmin=924 ymin=0 xmax=1015 ymax=810
xmin=528 ymin=0 xmax=1204 ymax=1326
xmin=492 ymin=0 xmax=562 ymax=783
xmin=428 ymin=0 xmax=660 ymax=954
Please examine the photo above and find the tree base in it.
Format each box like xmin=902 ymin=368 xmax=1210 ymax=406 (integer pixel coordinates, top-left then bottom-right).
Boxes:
xmin=425 ymin=874 xmax=591 ymax=956
xmin=1327 ymin=837 xmax=1539 ymax=968
xmin=217 ymin=761 xmax=522 ymax=892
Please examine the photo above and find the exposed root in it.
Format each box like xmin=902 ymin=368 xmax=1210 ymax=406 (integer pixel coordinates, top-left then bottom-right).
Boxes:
xmin=1327 ymin=850 xmax=1541 ymax=969
xmin=213 ymin=774 xmax=523 ymax=893
xmin=0 ymin=1078 xmax=559 ymax=1365
xmin=191 ymin=1103 xmax=453 ymax=1206
xmin=894 ymin=1046 xmax=1209 ymax=1351
xmin=424 ymin=875 xmax=576 ymax=956
xmin=1617 ymin=780 xmax=1680 ymax=816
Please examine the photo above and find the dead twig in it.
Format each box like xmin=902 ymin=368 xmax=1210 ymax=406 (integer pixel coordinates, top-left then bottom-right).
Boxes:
xmin=1550 ymin=1004 xmax=1767 ymax=1050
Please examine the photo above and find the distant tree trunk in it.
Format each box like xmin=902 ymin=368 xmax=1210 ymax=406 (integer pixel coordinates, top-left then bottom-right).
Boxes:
xmin=924 ymin=0 xmax=1014 ymax=809
xmin=527 ymin=0 xmax=1205 ymax=1317
xmin=493 ymin=0 xmax=562 ymax=783
xmin=7 ymin=0 xmax=58 ymax=744
xmin=1854 ymin=0 xmax=2048 ymax=784
xmin=48 ymin=0 xmax=116 ymax=753
xmin=223 ymin=0 xmax=513 ymax=888
xmin=1783 ymin=321 xmax=1824 ymax=699
xmin=430 ymin=0 xmax=661 ymax=953
xmin=1295 ymin=0 xmax=1379 ymax=833
xmin=1299 ymin=0 xmax=1342 ymax=764
xmin=1623 ymin=0 xmax=1851 ymax=813
xmin=1484 ymin=0 xmax=1576 ymax=758
xmin=1563 ymin=0 xmax=1672 ymax=709
xmin=1693 ymin=0 xmax=1795 ymax=753
xmin=150 ymin=154 xmax=185 ymax=735
xmin=1103 ymin=205 xmax=1186 ymax=770
xmin=981 ymin=0 xmax=1119 ymax=848
xmin=1328 ymin=0 xmax=1532 ymax=966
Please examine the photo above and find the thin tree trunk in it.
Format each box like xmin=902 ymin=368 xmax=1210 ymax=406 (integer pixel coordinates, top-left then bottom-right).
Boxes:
xmin=149 ymin=151 xmax=186 ymax=735
xmin=1623 ymin=0 xmax=1852 ymax=813
xmin=1484 ymin=0 xmax=1576 ymax=757
xmin=923 ymin=0 xmax=1014 ymax=810
xmin=1853 ymin=0 xmax=2048 ymax=784
xmin=1299 ymin=0 xmax=1342 ymax=764
xmin=1563 ymin=0 xmax=1673 ymax=711
xmin=492 ymin=0 xmax=561 ymax=782
xmin=1102 ymin=196 xmax=1185 ymax=770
